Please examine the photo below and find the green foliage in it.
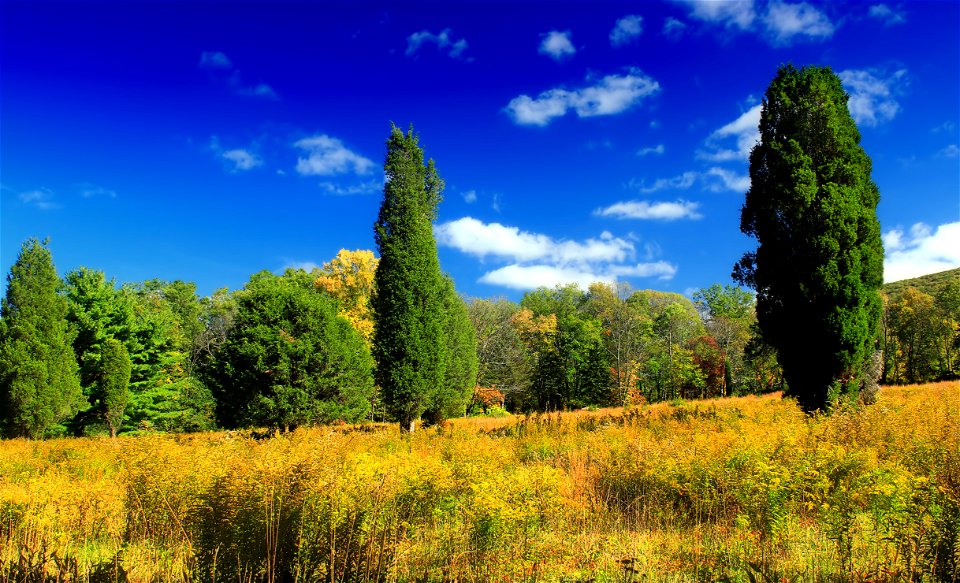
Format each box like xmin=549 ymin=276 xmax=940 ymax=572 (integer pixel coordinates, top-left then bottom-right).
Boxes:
xmin=693 ymin=284 xmax=756 ymax=396
xmin=735 ymin=64 xmax=884 ymax=412
xmin=372 ymin=124 xmax=449 ymax=431
xmin=882 ymin=267 xmax=960 ymax=301
xmin=0 ymin=239 xmax=83 ymax=438
xmin=425 ymin=276 xmax=478 ymax=424
xmin=100 ymin=337 xmax=131 ymax=437
xmin=207 ymin=271 xmax=374 ymax=429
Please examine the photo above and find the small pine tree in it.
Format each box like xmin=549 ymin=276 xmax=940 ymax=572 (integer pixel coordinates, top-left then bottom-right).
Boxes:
xmin=734 ymin=65 xmax=884 ymax=412
xmin=372 ymin=125 xmax=448 ymax=433
xmin=0 ymin=239 xmax=83 ymax=438
xmin=100 ymin=337 xmax=131 ymax=437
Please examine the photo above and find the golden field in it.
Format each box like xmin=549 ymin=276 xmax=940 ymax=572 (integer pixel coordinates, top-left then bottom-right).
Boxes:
xmin=1 ymin=382 xmax=958 ymax=582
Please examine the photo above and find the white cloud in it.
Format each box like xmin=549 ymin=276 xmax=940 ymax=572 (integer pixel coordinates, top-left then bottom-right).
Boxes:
xmin=317 ymin=179 xmax=383 ymax=196
xmin=629 ymin=171 xmax=698 ymax=193
xmin=662 ymin=17 xmax=688 ymax=39
xmin=198 ymin=51 xmax=233 ymax=70
xmin=505 ymin=68 xmax=661 ymax=126
xmin=539 ymin=30 xmax=576 ymax=61
xmin=19 ymin=188 xmax=59 ymax=210
xmin=883 ymin=222 xmax=960 ymax=282
xmin=462 ymin=190 xmax=478 ymax=203
xmin=406 ymin=29 xmax=469 ymax=59
xmin=238 ymin=83 xmax=278 ymax=100
xmin=610 ymin=15 xmax=643 ymax=46
xmin=699 ymin=104 xmax=761 ymax=162
xmin=595 ymin=200 xmax=702 ymax=221
xmin=868 ymin=4 xmax=905 ymax=26
xmin=938 ymin=144 xmax=959 ymax=158
xmin=77 ymin=183 xmax=117 ymax=198
xmin=763 ymin=1 xmax=834 ymax=44
xmin=704 ymin=167 xmax=750 ymax=192
xmin=435 ymin=217 xmax=677 ymax=290
xmin=294 ymin=135 xmax=375 ymax=176
xmin=637 ymin=144 xmax=665 ymax=157
xmin=221 ymin=149 xmax=263 ymax=171
xmin=674 ymin=0 xmax=756 ymax=30
xmin=839 ymin=68 xmax=908 ymax=127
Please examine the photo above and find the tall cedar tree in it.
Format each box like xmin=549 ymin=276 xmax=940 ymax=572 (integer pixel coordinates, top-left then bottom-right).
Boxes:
xmin=0 ymin=239 xmax=83 ymax=438
xmin=372 ymin=125 xmax=448 ymax=432
xmin=100 ymin=337 xmax=131 ymax=438
xmin=734 ymin=65 xmax=884 ymax=412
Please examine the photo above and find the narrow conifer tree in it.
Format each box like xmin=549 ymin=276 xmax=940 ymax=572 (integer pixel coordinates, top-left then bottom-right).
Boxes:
xmin=734 ymin=65 xmax=884 ymax=412
xmin=100 ymin=337 xmax=131 ymax=437
xmin=0 ymin=239 xmax=83 ymax=438
xmin=372 ymin=125 xmax=448 ymax=433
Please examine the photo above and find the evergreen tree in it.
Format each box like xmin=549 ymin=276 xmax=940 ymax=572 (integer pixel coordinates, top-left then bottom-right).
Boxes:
xmin=424 ymin=276 xmax=478 ymax=424
xmin=372 ymin=125 xmax=448 ymax=432
xmin=207 ymin=271 xmax=374 ymax=429
xmin=0 ymin=239 xmax=83 ymax=438
xmin=734 ymin=64 xmax=884 ymax=412
xmin=100 ymin=337 xmax=131 ymax=438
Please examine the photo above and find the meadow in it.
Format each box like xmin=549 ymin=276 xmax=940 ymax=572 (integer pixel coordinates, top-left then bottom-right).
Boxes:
xmin=1 ymin=382 xmax=958 ymax=582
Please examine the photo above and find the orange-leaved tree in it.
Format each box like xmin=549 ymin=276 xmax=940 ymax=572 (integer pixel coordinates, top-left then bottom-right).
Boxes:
xmin=315 ymin=249 xmax=378 ymax=344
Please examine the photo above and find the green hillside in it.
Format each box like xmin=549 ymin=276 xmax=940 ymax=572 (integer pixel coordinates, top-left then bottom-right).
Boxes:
xmin=883 ymin=267 xmax=960 ymax=299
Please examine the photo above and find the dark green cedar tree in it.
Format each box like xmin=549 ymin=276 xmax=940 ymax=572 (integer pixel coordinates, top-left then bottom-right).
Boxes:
xmin=100 ymin=337 xmax=131 ymax=437
xmin=734 ymin=64 xmax=884 ymax=412
xmin=372 ymin=125 xmax=448 ymax=433
xmin=0 ymin=239 xmax=83 ymax=438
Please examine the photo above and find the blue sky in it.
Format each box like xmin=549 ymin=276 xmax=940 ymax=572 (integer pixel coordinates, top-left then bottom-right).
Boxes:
xmin=2 ymin=1 xmax=958 ymax=301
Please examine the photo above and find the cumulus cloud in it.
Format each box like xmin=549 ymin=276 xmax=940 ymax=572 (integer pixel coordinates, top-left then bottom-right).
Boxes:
xmin=539 ymin=30 xmax=576 ymax=61
xmin=610 ymin=15 xmax=643 ymax=46
xmin=435 ymin=217 xmax=677 ymax=290
xmin=406 ymin=29 xmax=469 ymax=59
xmin=674 ymin=0 xmax=756 ymax=30
xmin=883 ymin=221 xmax=960 ymax=282
xmin=763 ymin=1 xmax=834 ymax=44
xmin=703 ymin=167 xmax=750 ymax=192
xmin=839 ymin=68 xmax=908 ymax=127
xmin=505 ymin=68 xmax=660 ymax=126
xmin=594 ymin=200 xmax=702 ymax=221
xmin=637 ymin=144 xmax=665 ymax=157
xmin=868 ymin=4 xmax=905 ymax=26
xmin=294 ymin=135 xmax=375 ymax=176
xmin=699 ymin=104 xmax=761 ymax=162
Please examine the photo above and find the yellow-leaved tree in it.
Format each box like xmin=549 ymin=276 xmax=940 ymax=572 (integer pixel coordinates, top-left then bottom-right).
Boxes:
xmin=314 ymin=249 xmax=378 ymax=344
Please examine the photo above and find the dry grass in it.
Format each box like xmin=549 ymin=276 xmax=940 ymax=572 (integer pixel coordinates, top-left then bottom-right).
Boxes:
xmin=1 ymin=382 xmax=958 ymax=582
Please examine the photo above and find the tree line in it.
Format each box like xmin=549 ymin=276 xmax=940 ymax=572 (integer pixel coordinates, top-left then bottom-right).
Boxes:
xmin=4 ymin=65 xmax=952 ymax=438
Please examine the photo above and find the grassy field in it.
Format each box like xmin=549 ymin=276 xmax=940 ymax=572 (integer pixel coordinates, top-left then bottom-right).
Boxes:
xmin=1 ymin=382 xmax=958 ymax=582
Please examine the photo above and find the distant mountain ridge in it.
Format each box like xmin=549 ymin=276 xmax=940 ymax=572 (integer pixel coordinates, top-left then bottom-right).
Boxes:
xmin=883 ymin=267 xmax=960 ymax=299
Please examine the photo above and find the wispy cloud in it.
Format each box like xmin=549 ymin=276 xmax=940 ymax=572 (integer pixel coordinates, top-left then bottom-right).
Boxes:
xmin=662 ymin=17 xmax=688 ymax=40
xmin=698 ymin=104 xmax=761 ymax=162
xmin=294 ymin=135 xmax=375 ymax=176
xmin=406 ymin=29 xmax=469 ymax=60
xmin=883 ymin=221 xmax=960 ymax=282
xmin=703 ymin=167 xmax=750 ymax=193
xmin=637 ymin=144 xmax=665 ymax=157
xmin=539 ymin=30 xmax=576 ymax=61
xmin=839 ymin=68 xmax=908 ymax=127
xmin=628 ymin=168 xmax=749 ymax=195
xmin=505 ymin=68 xmax=660 ymax=126
xmin=938 ymin=144 xmax=958 ymax=158
xmin=763 ymin=1 xmax=834 ymax=45
xmin=19 ymin=188 xmax=60 ymax=210
xmin=629 ymin=172 xmax=698 ymax=194
xmin=868 ymin=4 xmax=906 ymax=26
xmin=77 ymin=183 xmax=117 ymax=198
xmin=198 ymin=51 xmax=278 ymax=100
xmin=595 ymin=200 xmax=702 ymax=221
xmin=435 ymin=217 xmax=677 ymax=290
xmin=317 ymin=179 xmax=383 ymax=196
xmin=610 ymin=15 xmax=643 ymax=46
xmin=462 ymin=190 xmax=478 ymax=203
